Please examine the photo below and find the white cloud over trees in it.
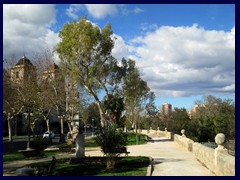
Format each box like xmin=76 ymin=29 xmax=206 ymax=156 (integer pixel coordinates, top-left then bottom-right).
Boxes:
xmin=3 ymin=4 xmax=60 ymax=60
xmin=3 ymin=4 xmax=234 ymax=99
xmin=126 ymin=24 xmax=235 ymax=97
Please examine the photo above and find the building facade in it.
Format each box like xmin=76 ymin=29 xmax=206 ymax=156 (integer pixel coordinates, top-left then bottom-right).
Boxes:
xmin=162 ymin=103 xmax=172 ymax=116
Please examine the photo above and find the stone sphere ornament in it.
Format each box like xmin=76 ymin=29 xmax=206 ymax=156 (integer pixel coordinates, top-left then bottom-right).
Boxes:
xmin=215 ymin=133 xmax=225 ymax=145
xmin=181 ymin=129 xmax=186 ymax=137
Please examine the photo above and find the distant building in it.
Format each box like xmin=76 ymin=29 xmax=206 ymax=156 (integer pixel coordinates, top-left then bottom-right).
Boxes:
xmin=160 ymin=103 xmax=173 ymax=131
xmin=188 ymin=105 xmax=199 ymax=119
xmin=162 ymin=103 xmax=172 ymax=116
xmin=42 ymin=63 xmax=62 ymax=83
xmin=4 ymin=55 xmax=81 ymax=135
xmin=10 ymin=55 xmax=36 ymax=84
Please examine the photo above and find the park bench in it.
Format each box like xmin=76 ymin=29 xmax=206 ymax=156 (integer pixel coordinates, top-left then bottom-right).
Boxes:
xmin=104 ymin=147 xmax=130 ymax=156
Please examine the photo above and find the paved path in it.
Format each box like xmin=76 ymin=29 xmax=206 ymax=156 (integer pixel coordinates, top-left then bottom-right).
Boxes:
xmin=128 ymin=134 xmax=215 ymax=176
xmin=3 ymin=134 xmax=215 ymax=176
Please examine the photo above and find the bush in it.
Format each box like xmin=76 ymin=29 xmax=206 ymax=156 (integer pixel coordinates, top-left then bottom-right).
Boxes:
xmin=95 ymin=124 xmax=128 ymax=169
xmin=30 ymin=136 xmax=49 ymax=151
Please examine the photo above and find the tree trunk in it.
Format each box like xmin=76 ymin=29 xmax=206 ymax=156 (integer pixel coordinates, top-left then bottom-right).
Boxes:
xmin=14 ymin=116 xmax=17 ymax=136
xmin=30 ymin=125 xmax=36 ymax=140
xmin=96 ymin=101 xmax=106 ymax=127
xmin=7 ymin=118 xmax=13 ymax=143
xmin=60 ymin=116 xmax=65 ymax=142
xmin=83 ymin=85 xmax=105 ymax=127
xmin=46 ymin=119 xmax=50 ymax=132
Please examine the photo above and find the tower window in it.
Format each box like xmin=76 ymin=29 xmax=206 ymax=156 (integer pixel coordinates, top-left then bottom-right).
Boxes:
xmin=16 ymin=71 xmax=19 ymax=79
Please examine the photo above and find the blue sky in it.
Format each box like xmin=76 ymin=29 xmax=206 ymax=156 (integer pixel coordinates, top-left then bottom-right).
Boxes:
xmin=3 ymin=4 xmax=235 ymax=110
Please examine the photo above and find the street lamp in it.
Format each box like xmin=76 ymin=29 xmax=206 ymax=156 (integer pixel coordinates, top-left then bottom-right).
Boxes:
xmin=92 ymin=118 xmax=94 ymax=136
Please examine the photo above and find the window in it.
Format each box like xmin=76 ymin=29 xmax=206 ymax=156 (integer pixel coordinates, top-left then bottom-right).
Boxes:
xmin=16 ymin=71 xmax=19 ymax=79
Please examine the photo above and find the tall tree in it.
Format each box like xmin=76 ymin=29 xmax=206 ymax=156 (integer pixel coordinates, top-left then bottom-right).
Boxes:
xmin=56 ymin=17 xmax=124 ymax=127
xmin=123 ymin=59 xmax=151 ymax=131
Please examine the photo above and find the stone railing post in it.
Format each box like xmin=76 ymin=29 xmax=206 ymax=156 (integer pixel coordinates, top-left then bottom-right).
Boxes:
xmin=181 ymin=129 xmax=186 ymax=137
xmin=214 ymin=133 xmax=228 ymax=155
xmin=164 ymin=127 xmax=168 ymax=138
xmin=214 ymin=133 xmax=228 ymax=174
xmin=157 ymin=127 xmax=160 ymax=136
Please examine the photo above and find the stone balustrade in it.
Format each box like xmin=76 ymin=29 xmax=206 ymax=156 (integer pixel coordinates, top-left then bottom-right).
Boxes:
xmin=173 ymin=134 xmax=194 ymax=152
xmin=138 ymin=128 xmax=235 ymax=176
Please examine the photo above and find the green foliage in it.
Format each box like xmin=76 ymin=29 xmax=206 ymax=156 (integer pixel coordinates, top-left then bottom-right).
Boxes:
xmin=3 ymin=153 xmax=25 ymax=162
xmin=56 ymin=17 xmax=129 ymax=126
xmin=30 ymin=136 xmax=49 ymax=151
xmin=103 ymin=94 xmax=125 ymax=127
xmin=188 ymin=95 xmax=235 ymax=141
xmin=95 ymin=124 xmax=127 ymax=157
xmin=172 ymin=108 xmax=191 ymax=134
xmin=126 ymin=132 xmax=148 ymax=145
xmin=123 ymin=59 xmax=151 ymax=128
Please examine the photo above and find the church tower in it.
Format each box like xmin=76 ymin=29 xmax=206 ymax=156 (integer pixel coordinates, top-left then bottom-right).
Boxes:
xmin=10 ymin=55 xmax=36 ymax=84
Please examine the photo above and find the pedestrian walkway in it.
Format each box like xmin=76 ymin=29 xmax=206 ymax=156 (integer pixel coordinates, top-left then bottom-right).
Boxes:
xmin=127 ymin=134 xmax=215 ymax=176
xmin=3 ymin=134 xmax=215 ymax=176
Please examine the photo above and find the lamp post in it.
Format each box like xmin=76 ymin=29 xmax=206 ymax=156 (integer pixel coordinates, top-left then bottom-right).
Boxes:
xmin=92 ymin=118 xmax=94 ymax=136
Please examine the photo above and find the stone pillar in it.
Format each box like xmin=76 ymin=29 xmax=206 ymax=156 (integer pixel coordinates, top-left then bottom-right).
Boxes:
xmin=181 ymin=129 xmax=186 ymax=137
xmin=214 ymin=133 xmax=228 ymax=174
xmin=157 ymin=127 xmax=160 ymax=136
xmin=76 ymin=133 xmax=85 ymax=158
xmin=215 ymin=133 xmax=228 ymax=154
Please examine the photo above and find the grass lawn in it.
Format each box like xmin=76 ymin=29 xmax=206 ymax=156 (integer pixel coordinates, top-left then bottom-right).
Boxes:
xmin=4 ymin=133 xmax=149 ymax=162
xmin=58 ymin=132 xmax=148 ymax=148
xmin=29 ymin=156 xmax=150 ymax=176
xmin=3 ymin=153 xmax=25 ymax=162
xmin=126 ymin=133 xmax=148 ymax=145
xmin=3 ymin=150 xmax=61 ymax=162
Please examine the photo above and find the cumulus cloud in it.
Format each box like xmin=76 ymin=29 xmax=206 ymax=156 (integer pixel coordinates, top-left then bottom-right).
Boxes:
xmin=66 ymin=4 xmax=84 ymax=20
xmin=85 ymin=4 xmax=118 ymax=19
xmin=3 ymin=4 xmax=60 ymax=61
xmin=112 ymin=34 xmax=130 ymax=61
xmin=128 ymin=24 xmax=235 ymax=97
xmin=66 ymin=4 xmax=144 ymax=19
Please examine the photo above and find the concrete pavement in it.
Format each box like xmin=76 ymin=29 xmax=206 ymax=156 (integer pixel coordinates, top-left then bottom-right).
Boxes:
xmin=84 ymin=134 xmax=215 ymax=176
xmin=3 ymin=134 xmax=215 ymax=176
xmin=127 ymin=134 xmax=215 ymax=176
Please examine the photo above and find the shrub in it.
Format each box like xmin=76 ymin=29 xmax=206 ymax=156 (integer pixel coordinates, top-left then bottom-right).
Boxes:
xmin=95 ymin=124 xmax=128 ymax=169
xmin=30 ymin=136 xmax=49 ymax=151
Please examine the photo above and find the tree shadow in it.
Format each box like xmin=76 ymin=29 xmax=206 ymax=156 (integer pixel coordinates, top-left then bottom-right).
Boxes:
xmin=152 ymin=157 xmax=183 ymax=165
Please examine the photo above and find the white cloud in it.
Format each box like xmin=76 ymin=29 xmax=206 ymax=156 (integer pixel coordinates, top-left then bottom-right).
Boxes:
xmin=112 ymin=34 xmax=130 ymax=61
xmin=66 ymin=4 xmax=84 ymax=20
xmin=133 ymin=7 xmax=144 ymax=14
xmin=66 ymin=4 xmax=144 ymax=19
xmin=85 ymin=4 xmax=118 ymax=19
xmin=129 ymin=24 xmax=235 ymax=97
xmin=3 ymin=4 xmax=59 ymax=61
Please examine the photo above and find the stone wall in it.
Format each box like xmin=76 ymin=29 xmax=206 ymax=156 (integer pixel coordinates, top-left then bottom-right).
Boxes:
xmin=139 ymin=129 xmax=235 ymax=176
xmin=173 ymin=134 xmax=194 ymax=152
xmin=193 ymin=142 xmax=235 ymax=176
xmin=193 ymin=142 xmax=215 ymax=171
